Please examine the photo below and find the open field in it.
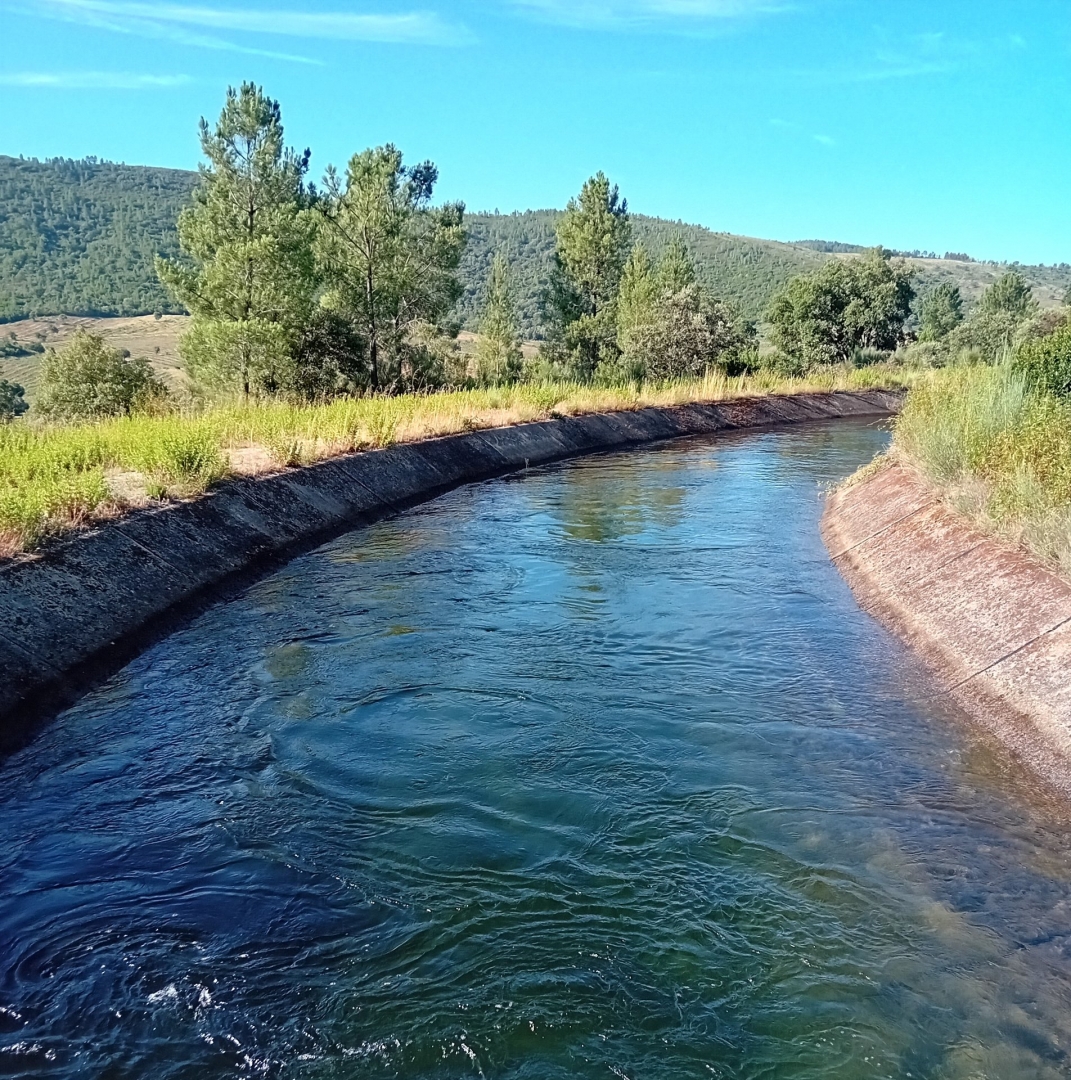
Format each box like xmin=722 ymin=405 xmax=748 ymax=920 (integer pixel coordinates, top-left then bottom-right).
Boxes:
xmin=0 ymin=366 xmax=917 ymax=558
xmin=1 ymin=314 xmax=187 ymax=400
xmin=0 ymin=318 xmax=548 ymax=402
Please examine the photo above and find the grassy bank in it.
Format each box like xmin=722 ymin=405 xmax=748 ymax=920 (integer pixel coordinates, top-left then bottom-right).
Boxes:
xmin=891 ymin=364 xmax=1071 ymax=573
xmin=1 ymin=366 xmax=911 ymax=557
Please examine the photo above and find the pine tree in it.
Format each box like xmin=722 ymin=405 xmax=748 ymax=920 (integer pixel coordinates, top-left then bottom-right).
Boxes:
xmin=979 ymin=271 xmax=1038 ymax=320
xmin=657 ymin=233 xmax=696 ymax=295
xmin=156 ymin=84 xmax=318 ymax=398
xmin=544 ymin=172 xmax=631 ymax=380
xmin=616 ymin=244 xmax=657 ymax=353
xmin=317 ymin=145 xmax=465 ymax=392
xmin=475 ymin=253 xmax=523 ymax=385
xmin=918 ymin=283 xmax=963 ymax=342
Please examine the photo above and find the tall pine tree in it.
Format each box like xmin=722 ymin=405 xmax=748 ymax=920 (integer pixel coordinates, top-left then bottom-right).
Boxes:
xmin=156 ymin=83 xmax=317 ymax=398
xmin=544 ymin=172 xmax=631 ymax=380
xmin=475 ymin=253 xmax=523 ymax=385
xmin=317 ymin=145 xmax=465 ymax=392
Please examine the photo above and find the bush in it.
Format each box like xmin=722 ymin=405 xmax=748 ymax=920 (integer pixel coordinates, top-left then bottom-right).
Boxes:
xmin=617 ymin=285 xmax=754 ymax=381
xmin=36 ymin=331 xmax=169 ymax=423
xmin=0 ymin=367 xmax=27 ymax=421
xmin=1014 ymin=323 xmax=1071 ymax=399
xmin=852 ymin=347 xmax=890 ymax=368
xmin=942 ymin=309 xmax=1023 ymax=365
xmin=768 ymin=248 xmax=915 ymax=368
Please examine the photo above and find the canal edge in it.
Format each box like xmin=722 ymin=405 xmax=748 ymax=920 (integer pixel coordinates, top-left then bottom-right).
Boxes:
xmin=822 ymin=461 xmax=1071 ymax=798
xmin=0 ymin=389 xmax=901 ymax=749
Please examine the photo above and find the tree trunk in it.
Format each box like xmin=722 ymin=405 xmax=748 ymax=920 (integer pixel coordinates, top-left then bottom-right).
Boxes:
xmin=366 ymin=262 xmax=378 ymax=391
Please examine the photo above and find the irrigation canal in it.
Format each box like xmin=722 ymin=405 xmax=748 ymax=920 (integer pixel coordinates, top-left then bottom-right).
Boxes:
xmin=3 ymin=418 xmax=1071 ymax=1078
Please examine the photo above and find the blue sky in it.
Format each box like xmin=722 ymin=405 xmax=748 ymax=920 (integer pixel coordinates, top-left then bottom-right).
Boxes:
xmin=2 ymin=0 xmax=1069 ymax=263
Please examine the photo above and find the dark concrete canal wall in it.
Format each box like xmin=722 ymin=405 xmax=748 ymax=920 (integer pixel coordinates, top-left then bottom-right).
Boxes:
xmin=0 ymin=390 xmax=901 ymax=744
xmin=824 ymin=462 xmax=1071 ymax=798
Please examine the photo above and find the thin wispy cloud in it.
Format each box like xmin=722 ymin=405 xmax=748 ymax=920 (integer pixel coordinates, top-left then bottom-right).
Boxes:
xmin=798 ymin=29 xmax=1028 ymax=86
xmin=16 ymin=2 xmax=324 ymax=63
xmin=769 ymin=117 xmax=835 ymax=148
xmin=508 ymin=0 xmax=788 ymax=31
xmin=0 ymin=71 xmax=191 ymax=88
xmin=11 ymin=0 xmax=472 ymax=64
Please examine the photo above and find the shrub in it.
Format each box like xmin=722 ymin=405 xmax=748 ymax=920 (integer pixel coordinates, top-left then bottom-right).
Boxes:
xmin=852 ymin=347 xmax=889 ymax=368
xmin=36 ymin=331 xmax=169 ymax=423
xmin=942 ymin=309 xmax=1023 ymax=365
xmin=0 ymin=367 xmax=27 ymax=421
xmin=1014 ymin=323 xmax=1071 ymax=399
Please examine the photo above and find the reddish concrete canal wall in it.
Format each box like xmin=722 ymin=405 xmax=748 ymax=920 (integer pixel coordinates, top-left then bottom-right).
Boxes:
xmin=0 ymin=390 xmax=900 ymax=743
xmin=824 ymin=463 xmax=1071 ymax=797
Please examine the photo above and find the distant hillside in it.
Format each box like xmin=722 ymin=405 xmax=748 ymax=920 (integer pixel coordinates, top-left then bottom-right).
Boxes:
xmin=456 ymin=212 xmax=825 ymax=334
xmin=0 ymin=155 xmax=195 ymax=320
xmin=2 ymin=155 xmax=1070 ymax=337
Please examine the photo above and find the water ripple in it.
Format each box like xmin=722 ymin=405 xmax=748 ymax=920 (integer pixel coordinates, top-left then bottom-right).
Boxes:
xmin=3 ymin=422 xmax=1071 ymax=1078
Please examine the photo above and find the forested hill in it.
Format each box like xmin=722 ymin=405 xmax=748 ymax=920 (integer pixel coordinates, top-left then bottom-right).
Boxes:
xmin=0 ymin=155 xmax=196 ymax=320
xmin=0 ymin=154 xmax=824 ymax=332
xmin=455 ymin=211 xmax=826 ymax=333
xmin=4 ymin=155 xmax=1071 ymax=335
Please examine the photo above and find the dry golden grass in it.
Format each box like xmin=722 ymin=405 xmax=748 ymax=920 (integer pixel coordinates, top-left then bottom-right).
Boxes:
xmin=0 ymin=365 xmax=918 ymax=558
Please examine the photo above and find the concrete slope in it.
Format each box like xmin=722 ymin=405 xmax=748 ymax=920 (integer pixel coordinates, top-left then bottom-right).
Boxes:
xmin=824 ymin=462 xmax=1071 ymax=796
xmin=0 ymin=390 xmax=901 ymax=747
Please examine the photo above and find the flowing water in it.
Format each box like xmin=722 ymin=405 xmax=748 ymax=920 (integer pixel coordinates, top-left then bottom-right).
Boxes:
xmin=4 ymin=419 xmax=1071 ymax=1079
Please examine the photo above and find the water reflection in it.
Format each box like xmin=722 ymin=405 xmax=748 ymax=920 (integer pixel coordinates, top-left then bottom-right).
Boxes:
xmin=552 ymin=455 xmax=689 ymax=543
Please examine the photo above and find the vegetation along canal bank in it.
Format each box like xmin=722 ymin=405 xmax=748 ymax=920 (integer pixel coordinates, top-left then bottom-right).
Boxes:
xmin=0 ymin=388 xmax=899 ymax=746
xmin=825 ymin=347 xmax=1071 ymax=796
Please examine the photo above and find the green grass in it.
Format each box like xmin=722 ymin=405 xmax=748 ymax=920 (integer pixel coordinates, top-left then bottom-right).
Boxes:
xmin=0 ymin=366 xmax=918 ymax=557
xmin=892 ymin=364 xmax=1071 ymax=573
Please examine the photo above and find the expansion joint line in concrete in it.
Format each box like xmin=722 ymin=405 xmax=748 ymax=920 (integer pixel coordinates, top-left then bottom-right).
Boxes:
xmin=112 ymin=524 xmax=185 ymax=576
xmin=0 ymin=626 xmax=60 ymax=673
xmin=827 ymin=499 xmax=939 ymax=562
xmin=946 ymin=612 xmax=1071 ymax=696
xmin=889 ymin=539 xmax=989 ymax=598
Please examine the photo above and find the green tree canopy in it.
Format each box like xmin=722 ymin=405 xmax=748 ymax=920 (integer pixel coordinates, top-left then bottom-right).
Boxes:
xmin=35 ymin=331 xmax=167 ymax=422
xmin=656 ymin=233 xmax=696 ymax=295
xmin=156 ymin=83 xmax=318 ymax=398
xmin=318 ymin=145 xmax=466 ymax=392
xmin=544 ymin=173 xmax=631 ymax=379
xmin=768 ymin=248 xmax=915 ymax=367
xmin=936 ymin=272 xmax=1042 ymax=364
xmin=475 ymin=252 xmax=523 ymax=385
xmin=979 ymin=271 xmax=1039 ymax=320
xmin=612 ymin=237 xmax=753 ymax=382
xmin=622 ymin=284 xmax=749 ymax=382
xmin=617 ymin=244 xmax=658 ymax=355
xmin=0 ymin=365 xmax=27 ymax=421
xmin=918 ymin=283 xmax=963 ymax=342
